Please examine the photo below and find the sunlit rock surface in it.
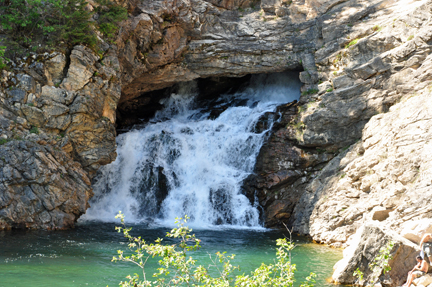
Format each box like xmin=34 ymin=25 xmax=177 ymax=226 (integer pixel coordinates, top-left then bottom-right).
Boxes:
xmin=1 ymin=0 xmax=432 ymax=253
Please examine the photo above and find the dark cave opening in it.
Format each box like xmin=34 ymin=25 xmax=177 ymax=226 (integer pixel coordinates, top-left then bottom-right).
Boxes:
xmin=115 ymin=70 xmax=302 ymax=133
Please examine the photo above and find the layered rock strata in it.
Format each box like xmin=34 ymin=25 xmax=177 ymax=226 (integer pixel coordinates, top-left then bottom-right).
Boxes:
xmin=0 ymin=45 xmax=120 ymax=229
xmin=1 ymin=0 xmax=432 ymax=251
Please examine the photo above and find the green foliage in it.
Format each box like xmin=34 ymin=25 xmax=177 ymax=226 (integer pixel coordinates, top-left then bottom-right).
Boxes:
xmin=96 ymin=0 xmax=127 ymax=41
xmin=353 ymin=241 xmax=394 ymax=286
xmin=0 ymin=0 xmax=127 ymax=49
xmin=407 ymin=35 xmax=414 ymax=41
xmin=301 ymin=89 xmax=319 ymax=96
xmin=60 ymin=0 xmax=98 ymax=48
xmin=345 ymin=39 xmax=359 ymax=49
xmin=326 ymin=88 xmax=333 ymax=92
xmin=0 ymin=46 xmax=8 ymax=69
xmin=29 ymin=126 xmax=39 ymax=134
xmin=300 ymin=273 xmax=317 ymax=287
xmin=353 ymin=268 xmax=364 ymax=281
xmin=370 ymin=241 xmax=394 ymax=275
xmin=0 ymin=0 xmax=96 ymax=48
xmin=0 ymin=138 xmax=9 ymax=145
xmin=113 ymin=212 xmax=316 ymax=287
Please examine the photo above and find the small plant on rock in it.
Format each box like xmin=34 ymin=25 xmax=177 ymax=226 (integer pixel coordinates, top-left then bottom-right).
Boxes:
xmin=345 ymin=39 xmax=359 ymax=49
xmin=353 ymin=267 xmax=364 ymax=284
xmin=0 ymin=46 xmax=8 ymax=70
xmin=353 ymin=241 xmax=394 ymax=286
xmin=301 ymin=89 xmax=319 ymax=96
xmin=372 ymin=25 xmax=382 ymax=32
xmin=370 ymin=241 xmax=394 ymax=275
xmin=29 ymin=126 xmax=39 ymax=134
xmin=95 ymin=0 xmax=128 ymax=41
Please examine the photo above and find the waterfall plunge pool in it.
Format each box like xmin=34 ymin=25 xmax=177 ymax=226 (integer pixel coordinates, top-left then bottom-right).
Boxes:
xmin=2 ymin=72 xmax=345 ymax=286
xmin=1 ymin=222 xmax=344 ymax=287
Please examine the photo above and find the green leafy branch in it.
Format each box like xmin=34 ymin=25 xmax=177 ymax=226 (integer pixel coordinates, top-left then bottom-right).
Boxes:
xmin=353 ymin=241 xmax=394 ymax=286
xmin=113 ymin=212 xmax=316 ymax=287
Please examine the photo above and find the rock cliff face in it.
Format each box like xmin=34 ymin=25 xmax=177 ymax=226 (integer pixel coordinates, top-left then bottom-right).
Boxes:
xmin=1 ymin=0 xmax=432 ymax=259
xmin=3 ymin=0 xmax=432 ymax=284
xmin=0 ymin=45 xmax=120 ymax=229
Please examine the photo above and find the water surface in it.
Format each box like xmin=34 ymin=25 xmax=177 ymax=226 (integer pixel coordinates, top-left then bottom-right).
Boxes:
xmin=1 ymin=222 xmax=343 ymax=287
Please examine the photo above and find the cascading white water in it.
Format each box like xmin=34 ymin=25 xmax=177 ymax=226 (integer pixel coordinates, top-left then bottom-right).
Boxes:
xmin=81 ymin=72 xmax=301 ymax=228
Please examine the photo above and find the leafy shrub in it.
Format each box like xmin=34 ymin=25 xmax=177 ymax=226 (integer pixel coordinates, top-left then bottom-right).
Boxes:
xmin=113 ymin=212 xmax=316 ymax=287
xmin=96 ymin=0 xmax=127 ymax=41
xmin=0 ymin=0 xmax=96 ymax=48
xmin=0 ymin=0 xmax=127 ymax=49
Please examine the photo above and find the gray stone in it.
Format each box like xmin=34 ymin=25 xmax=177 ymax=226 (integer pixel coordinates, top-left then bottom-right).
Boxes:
xmin=44 ymin=53 xmax=66 ymax=86
xmin=16 ymin=74 xmax=36 ymax=93
xmin=21 ymin=105 xmax=47 ymax=127
xmin=41 ymin=86 xmax=76 ymax=105
xmin=332 ymin=223 xmax=418 ymax=287
xmin=61 ymin=45 xmax=98 ymax=91
xmin=7 ymin=88 xmax=27 ymax=103
xmin=332 ymin=75 xmax=355 ymax=89
xmin=46 ymin=114 xmax=71 ymax=130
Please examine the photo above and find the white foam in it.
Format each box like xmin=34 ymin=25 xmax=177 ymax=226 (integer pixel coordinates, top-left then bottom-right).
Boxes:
xmin=81 ymin=72 xmax=301 ymax=228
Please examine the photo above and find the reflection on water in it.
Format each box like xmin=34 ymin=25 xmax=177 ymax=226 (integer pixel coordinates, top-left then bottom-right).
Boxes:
xmin=1 ymin=222 xmax=343 ymax=287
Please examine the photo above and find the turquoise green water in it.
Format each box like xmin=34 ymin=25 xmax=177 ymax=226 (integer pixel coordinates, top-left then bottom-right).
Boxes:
xmin=0 ymin=222 xmax=343 ymax=287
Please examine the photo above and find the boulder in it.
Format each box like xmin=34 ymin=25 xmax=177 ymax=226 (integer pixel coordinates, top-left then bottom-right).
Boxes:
xmin=0 ymin=140 xmax=92 ymax=230
xmin=401 ymin=220 xmax=432 ymax=245
xmin=413 ymin=274 xmax=432 ymax=287
xmin=332 ymin=222 xmax=418 ymax=287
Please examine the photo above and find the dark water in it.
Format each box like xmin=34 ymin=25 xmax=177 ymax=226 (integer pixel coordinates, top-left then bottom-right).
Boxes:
xmin=0 ymin=222 xmax=343 ymax=287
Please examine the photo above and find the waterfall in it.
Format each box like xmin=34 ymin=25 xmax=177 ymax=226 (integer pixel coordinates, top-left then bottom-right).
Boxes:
xmin=81 ymin=72 xmax=301 ymax=228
